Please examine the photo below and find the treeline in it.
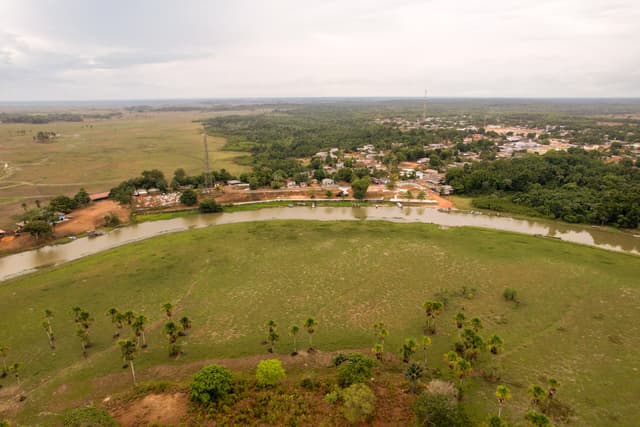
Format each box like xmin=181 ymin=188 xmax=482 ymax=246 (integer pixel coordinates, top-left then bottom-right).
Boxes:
xmin=446 ymin=149 xmax=640 ymax=227
xmin=0 ymin=113 xmax=83 ymax=124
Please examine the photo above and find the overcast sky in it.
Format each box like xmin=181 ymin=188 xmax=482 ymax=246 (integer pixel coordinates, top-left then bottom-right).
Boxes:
xmin=0 ymin=0 xmax=639 ymax=100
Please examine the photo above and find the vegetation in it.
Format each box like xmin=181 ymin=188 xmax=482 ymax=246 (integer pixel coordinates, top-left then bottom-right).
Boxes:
xmin=413 ymin=391 xmax=471 ymax=427
xmin=255 ymin=359 xmax=286 ymax=387
xmin=0 ymin=221 xmax=639 ymax=425
xmin=342 ymin=383 xmax=376 ymax=424
xmin=189 ymin=364 xmax=233 ymax=405
xmin=61 ymin=407 xmax=120 ymax=427
xmin=337 ymin=353 xmax=375 ymax=387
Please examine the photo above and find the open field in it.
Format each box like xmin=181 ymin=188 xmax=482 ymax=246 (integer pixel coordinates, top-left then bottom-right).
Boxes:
xmin=0 ymin=221 xmax=639 ymax=425
xmin=0 ymin=111 xmax=251 ymax=227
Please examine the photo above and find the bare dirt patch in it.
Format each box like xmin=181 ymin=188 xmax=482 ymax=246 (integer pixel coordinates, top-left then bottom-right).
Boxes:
xmin=112 ymin=392 xmax=189 ymax=427
xmin=55 ymin=200 xmax=129 ymax=235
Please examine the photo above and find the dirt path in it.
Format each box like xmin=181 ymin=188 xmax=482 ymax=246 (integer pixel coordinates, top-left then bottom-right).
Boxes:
xmin=54 ymin=200 xmax=129 ymax=235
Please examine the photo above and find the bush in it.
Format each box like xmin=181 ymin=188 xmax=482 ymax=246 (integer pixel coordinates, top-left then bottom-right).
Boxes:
xmin=337 ymin=353 xmax=375 ymax=387
xmin=104 ymin=212 xmax=121 ymax=227
xmin=503 ymin=288 xmax=518 ymax=302
xmin=62 ymin=407 xmax=120 ymax=427
xmin=256 ymin=359 xmax=286 ymax=387
xmin=179 ymin=189 xmax=198 ymax=206
xmin=413 ymin=392 xmax=471 ymax=427
xmin=342 ymin=383 xmax=376 ymax=424
xmin=332 ymin=353 xmax=349 ymax=367
xmin=199 ymin=199 xmax=223 ymax=213
xmin=324 ymin=390 xmax=341 ymax=404
xmin=189 ymin=364 xmax=233 ymax=405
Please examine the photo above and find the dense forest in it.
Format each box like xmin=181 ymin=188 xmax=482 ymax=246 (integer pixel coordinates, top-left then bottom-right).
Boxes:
xmin=446 ymin=150 xmax=640 ymax=228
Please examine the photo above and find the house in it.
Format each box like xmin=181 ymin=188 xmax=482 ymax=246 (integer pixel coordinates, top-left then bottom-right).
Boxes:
xmin=227 ymin=180 xmax=242 ymax=186
xmin=321 ymin=178 xmax=336 ymax=187
xmin=0 ymin=229 xmax=7 ymax=238
xmin=89 ymin=191 xmax=110 ymax=202
xmin=286 ymin=181 xmax=298 ymax=189
xmin=134 ymin=189 xmax=148 ymax=196
xmin=53 ymin=212 xmax=66 ymax=223
xmin=416 ymin=157 xmax=429 ymax=164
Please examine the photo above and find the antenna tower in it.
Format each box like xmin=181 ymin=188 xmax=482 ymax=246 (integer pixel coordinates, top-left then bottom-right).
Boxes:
xmin=203 ymin=133 xmax=213 ymax=192
xmin=423 ymin=89 xmax=428 ymax=121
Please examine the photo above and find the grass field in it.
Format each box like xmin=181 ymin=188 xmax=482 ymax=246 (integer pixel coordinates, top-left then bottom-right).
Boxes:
xmin=1 ymin=221 xmax=639 ymax=425
xmin=0 ymin=111 xmax=251 ymax=227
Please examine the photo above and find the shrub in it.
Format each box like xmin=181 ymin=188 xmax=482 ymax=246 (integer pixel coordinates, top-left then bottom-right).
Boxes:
xmin=324 ymin=390 xmax=341 ymax=404
xmin=62 ymin=407 xmax=120 ymax=427
xmin=189 ymin=364 xmax=233 ymax=405
xmin=413 ymin=392 xmax=471 ymax=427
xmin=179 ymin=189 xmax=198 ymax=206
xmin=104 ymin=212 xmax=121 ymax=227
xmin=332 ymin=353 xmax=349 ymax=367
xmin=337 ymin=353 xmax=375 ymax=387
xmin=342 ymin=383 xmax=376 ymax=424
xmin=256 ymin=359 xmax=286 ymax=387
xmin=503 ymin=288 xmax=518 ymax=302
xmin=199 ymin=199 xmax=223 ymax=213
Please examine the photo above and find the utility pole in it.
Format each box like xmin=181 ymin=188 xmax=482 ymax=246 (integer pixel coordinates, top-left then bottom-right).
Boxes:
xmin=203 ymin=133 xmax=212 ymax=192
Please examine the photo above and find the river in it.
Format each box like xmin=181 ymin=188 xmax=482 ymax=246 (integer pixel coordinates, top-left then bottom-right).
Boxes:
xmin=1 ymin=206 xmax=639 ymax=282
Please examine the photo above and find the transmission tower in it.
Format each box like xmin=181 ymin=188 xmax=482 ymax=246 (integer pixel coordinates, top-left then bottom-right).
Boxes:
xmin=203 ymin=133 xmax=213 ymax=192
xmin=423 ymin=89 xmax=428 ymax=121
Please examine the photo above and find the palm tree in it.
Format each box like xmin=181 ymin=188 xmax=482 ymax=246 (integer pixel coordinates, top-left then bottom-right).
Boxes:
xmin=487 ymin=334 xmax=504 ymax=355
xmin=132 ymin=315 xmax=148 ymax=348
xmin=495 ymin=385 xmax=512 ymax=417
xmin=43 ymin=309 xmax=55 ymax=349
xmin=454 ymin=358 xmax=472 ymax=387
xmin=164 ymin=321 xmax=180 ymax=357
xmin=122 ymin=310 xmax=135 ymax=326
xmin=71 ymin=306 xmax=82 ymax=323
xmin=0 ymin=345 xmax=8 ymax=378
xmin=528 ymin=384 xmax=547 ymax=409
xmin=547 ymin=378 xmax=559 ymax=400
xmin=289 ymin=325 xmax=300 ymax=354
xmin=118 ymin=339 xmax=138 ymax=385
xmin=107 ymin=308 xmax=120 ymax=338
xmin=423 ymin=301 xmax=444 ymax=334
xmin=443 ymin=350 xmax=459 ymax=369
xmin=162 ymin=302 xmax=173 ymax=318
xmin=455 ymin=312 xmax=466 ymax=329
xmin=268 ymin=331 xmax=279 ymax=353
xmin=400 ymin=338 xmax=417 ymax=363
xmin=372 ymin=343 xmax=384 ymax=360
xmin=10 ymin=362 xmax=20 ymax=387
xmin=304 ymin=318 xmax=317 ymax=350
xmin=524 ymin=410 xmax=551 ymax=427
xmin=179 ymin=316 xmax=192 ymax=335
xmin=405 ymin=362 xmax=423 ymax=393
xmin=76 ymin=328 xmax=90 ymax=357
xmin=470 ymin=317 xmax=483 ymax=333
xmin=266 ymin=319 xmax=277 ymax=333
xmin=372 ymin=322 xmax=389 ymax=344
xmin=421 ymin=336 xmax=432 ymax=366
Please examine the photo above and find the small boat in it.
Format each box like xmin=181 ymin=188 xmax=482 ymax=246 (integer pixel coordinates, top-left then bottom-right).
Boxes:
xmin=396 ymin=202 xmax=403 ymax=208
xmin=87 ymin=230 xmax=104 ymax=238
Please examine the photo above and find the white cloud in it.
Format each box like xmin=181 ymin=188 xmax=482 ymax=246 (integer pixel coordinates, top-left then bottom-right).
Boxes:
xmin=0 ymin=0 xmax=638 ymax=100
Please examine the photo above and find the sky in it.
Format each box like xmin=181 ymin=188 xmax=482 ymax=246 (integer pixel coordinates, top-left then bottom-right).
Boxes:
xmin=0 ymin=0 xmax=639 ymax=101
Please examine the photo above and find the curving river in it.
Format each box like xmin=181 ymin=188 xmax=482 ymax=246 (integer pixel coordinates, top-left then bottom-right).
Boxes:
xmin=1 ymin=206 xmax=639 ymax=282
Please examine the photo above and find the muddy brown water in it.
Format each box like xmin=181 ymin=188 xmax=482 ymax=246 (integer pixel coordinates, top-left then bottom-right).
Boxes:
xmin=1 ymin=206 xmax=639 ymax=282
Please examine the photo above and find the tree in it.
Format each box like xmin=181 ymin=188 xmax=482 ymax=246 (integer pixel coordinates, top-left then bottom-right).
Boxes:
xmin=351 ymin=176 xmax=371 ymax=200
xmin=118 ymin=339 xmax=137 ymax=385
xmin=547 ymin=378 xmax=559 ymax=401
xmin=455 ymin=312 xmax=466 ymax=329
xmin=401 ymin=338 xmax=417 ymax=363
xmin=372 ymin=321 xmax=388 ymax=344
xmin=256 ymin=359 xmax=286 ymax=387
xmin=289 ymin=325 xmax=300 ymax=354
xmin=371 ymin=343 xmax=384 ymax=360
xmin=470 ymin=317 xmax=483 ymax=332
xmin=164 ymin=321 xmax=180 ymax=357
xmin=413 ymin=392 xmax=471 ymax=427
xmin=42 ymin=309 xmax=56 ymax=349
xmin=132 ymin=315 xmax=148 ymax=348
xmin=453 ymin=358 xmax=472 ymax=387
xmin=304 ymin=317 xmax=317 ymax=350
xmin=487 ymin=334 xmax=504 ymax=355
xmin=422 ymin=336 xmax=432 ymax=365
xmin=10 ymin=362 xmax=20 ymax=387
xmin=528 ymin=384 xmax=547 ymax=409
xmin=0 ymin=346 xmax=8 ymax=377
xmin=179 ymin=316 xmax=192 ymax=334
xmin=337 ymin=353 xmax=375 ymax=387
xmin=405 ymin=362 xmax=424 ymax=393
xmin=525 ymin=410 xmax=552 ymax=427
xmin=22 ymin=220 xmax=53 ymax=240
xmin=162 ymin=302 xmax=173 ymax=318
xmin=190 ymin=364 xmax=233 ymax=405
xmin=342 ymin=383 xmax=376 ymax=424
xmin=122 ymin=310 xmax=135 ymax=326
xmin=418 ymin=190 xmax=426 ymax=200
xmin=106 ymin=308 xmax=121 ymax=338
xmin=423 ymin=300 xmax=444 ymax=334
xmin=72 ymin=307 xmax=93 ymax=355
xmin=265 ymin=320 xmax=279 ymax=353
xmin=199 ymin=199 xmax=223 ymax=213
xmin=495 ymin=385 xmax=512 ymax=418
xmin=49 ymin=195 xmax=77 ymax=213
xmin=76 ymin=328 xmax=90 ymax=357
xmin=74 ymin=188 xmax=91 ymax=207
xmin=179 ymin=189 xmax=198 ymax=206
